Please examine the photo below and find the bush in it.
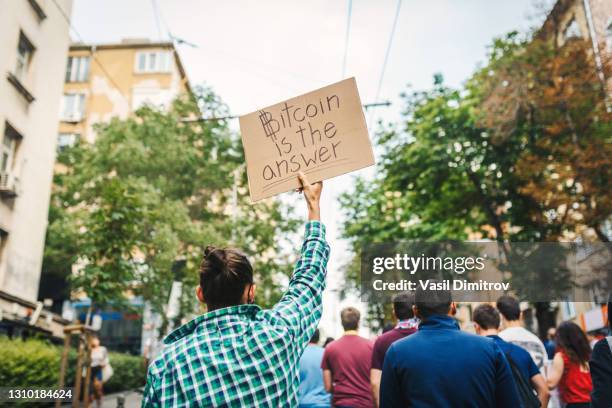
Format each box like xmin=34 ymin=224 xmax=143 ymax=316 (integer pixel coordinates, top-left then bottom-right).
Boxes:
xmin=104 ymin=351 xmax=147 ymax=393
xmin=0 ymin=336 xmax=145 ymax=397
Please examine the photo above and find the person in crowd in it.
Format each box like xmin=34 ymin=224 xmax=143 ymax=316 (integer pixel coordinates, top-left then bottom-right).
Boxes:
xmin=298 ymin=329 xmax=330 ymax=408
xmin=380 ymin=285 xmax=521 ymax=408
xmin=473 ymin=304 xmax=549 ymax=407
xmin=544 ymin=327 xmax=556 ymax=360
xmin=589 ymin=297 xmax=612 ymax=408
xmin=547 ymin=321 xmax=593 ymax=408
xmin=142 ymin=173 xmax=328 ymax=407
xmin=323 ymin=337 xmax=335 ymax=348
xmin=89 ymin=334 xmax=109 ymax=408
xmin=321 ymin=307 xmax=374 ymax=408
xmin=497 ymin=295 xmax=548 ymax=372
xmin=381 ymin=323 xmax=395 ymax=334
xmin=370 ymin=292 xmax=418 ymax=408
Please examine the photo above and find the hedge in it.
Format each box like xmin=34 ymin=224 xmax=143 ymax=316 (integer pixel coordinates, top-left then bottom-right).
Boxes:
xmin=0 ymin=336 xmax=146 ymax=398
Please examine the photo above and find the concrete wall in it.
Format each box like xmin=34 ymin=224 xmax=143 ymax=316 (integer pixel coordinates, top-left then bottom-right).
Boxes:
xmin=0 ymin=0 xmax=73 ymax=301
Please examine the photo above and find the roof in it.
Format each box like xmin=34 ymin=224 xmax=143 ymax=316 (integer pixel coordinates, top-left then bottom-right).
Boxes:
xmin=69 ymin=40 xmax=192 ymax=91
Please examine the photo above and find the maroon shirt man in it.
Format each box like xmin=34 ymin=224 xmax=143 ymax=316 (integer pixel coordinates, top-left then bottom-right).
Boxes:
xmin=370 ymin=292 xmax=417 ymax=407
xmin=322 ymin=307 xmax=374 ymax=408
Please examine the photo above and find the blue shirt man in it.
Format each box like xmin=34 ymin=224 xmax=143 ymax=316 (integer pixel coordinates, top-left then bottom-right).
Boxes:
xmin=380 ymin=286 xmax=521 ymax=408
xmin=298 ymin=329 xmax=330 ymax=408
xmin=473 ymin=303 xmax=549 ymax=408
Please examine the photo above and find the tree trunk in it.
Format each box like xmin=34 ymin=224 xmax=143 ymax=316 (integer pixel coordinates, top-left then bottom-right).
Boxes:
xmin=533 ymin=302 xmax=556 ymax=339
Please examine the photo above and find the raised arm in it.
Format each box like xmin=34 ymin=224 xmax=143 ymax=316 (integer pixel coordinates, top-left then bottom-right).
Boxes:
xmin=270 ymin=172 xmax=329 ymax=345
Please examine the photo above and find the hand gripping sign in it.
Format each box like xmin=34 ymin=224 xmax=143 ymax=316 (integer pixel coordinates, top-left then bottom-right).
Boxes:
xmin=239 ymin=77 xmax=375 ymax=202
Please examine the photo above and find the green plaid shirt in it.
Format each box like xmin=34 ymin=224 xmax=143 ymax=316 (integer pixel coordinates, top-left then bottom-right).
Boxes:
xmin=142 ymin=221 xmax=329 ymax=407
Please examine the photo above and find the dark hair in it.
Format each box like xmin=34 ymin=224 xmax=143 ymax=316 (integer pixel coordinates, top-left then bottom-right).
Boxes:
xmin=473 ymin=304 xmax=501 ymax=330
xmin=323 ymin=337 xmax=335 ymax=348
xmin=415 ymin=282 xmax=452 ymax=318
xmin=382 ymin=322 xmax=395 ymax=333
xmin=340 ymin=307 xmax=360 ymax=330
xmin=496 ymin=295 xmax=521 ymax=321
xmin=199 ymin=246 xmax=253 ymax=310
xmin=393 ymin=292 xmax=415 ymax=320
xmin=310 ymin=329 xmax=320 ymax=344
xmin=556 ymin=321 xmax=591 ymax=364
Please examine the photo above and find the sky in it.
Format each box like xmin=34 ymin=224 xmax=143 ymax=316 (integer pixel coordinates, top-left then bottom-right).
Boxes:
xmin=69 ymin=0 xmax=550 ymax=338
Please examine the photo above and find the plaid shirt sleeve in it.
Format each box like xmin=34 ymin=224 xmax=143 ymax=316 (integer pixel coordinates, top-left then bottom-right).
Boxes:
xmin=270 ymin=221 xmax=330 ymax=346
xmin=142 ymin=359 xmax=163 ymax=408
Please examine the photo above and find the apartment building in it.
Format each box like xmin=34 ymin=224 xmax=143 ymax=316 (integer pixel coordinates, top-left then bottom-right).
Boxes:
xmin=539 ymin=0 xmax=611 ymax=100
xmin=58 ymin=39 xmax=191 ymax=147
xmin=0 ymin=0 xmax=73 ymax=338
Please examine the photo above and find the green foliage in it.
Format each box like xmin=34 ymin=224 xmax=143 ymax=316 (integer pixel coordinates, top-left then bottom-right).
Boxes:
xmin=0 ymin=337 xmax=144 ymax=406
xmin=44 ymin=87 xmax=299 ymax=330
xmin=104 ymin=351 xmax=146 ymax=393
xmin=340 ymin=31 xmax=611 ymax=327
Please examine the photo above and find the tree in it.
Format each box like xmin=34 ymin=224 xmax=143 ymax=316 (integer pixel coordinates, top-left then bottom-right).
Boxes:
xmin=340 ymin=32 xmax=610 ymax=333
xmin=42 ymin=87 xmax=299 ymax=334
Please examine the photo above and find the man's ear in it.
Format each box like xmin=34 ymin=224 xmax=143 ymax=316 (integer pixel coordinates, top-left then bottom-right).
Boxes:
xmin=474 ymin=322 xmax=482 ymax=335
xmin=196 ymin=286 xmax=205 ymax=303
xmin=449 ymin=302 xmax=457 ymax=316
xmin=249 ymin=284 xmax=256 ymax=303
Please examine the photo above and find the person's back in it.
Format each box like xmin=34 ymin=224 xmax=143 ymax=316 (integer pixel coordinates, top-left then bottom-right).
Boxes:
xmin=590 ymin=336 xmax=612 ymax=407
xmin=143 ymin=173 xmax=328 ymax=407
xmin=590 ymin=299 xmax=612 ymax=408
xmin=381 ymin=287 xmax=521 ymax=408
xmin=496 ymin=295 xmax=547 ymax=372
xmin=321 ymin=307 xmax=374 ymax=408
xmin=299 ymin=336 xmax=330 ymax=408
xmin=382 ymin=315 xmax=519 ymax=408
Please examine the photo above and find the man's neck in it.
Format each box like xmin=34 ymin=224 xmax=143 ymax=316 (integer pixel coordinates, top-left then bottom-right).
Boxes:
xmin=481 ymin=328 xmax=499 ymax=337
xmin=344 ymin=330 xmax=359 ymax=336
xmin=503 ymin=320 xmax=522 ymax=329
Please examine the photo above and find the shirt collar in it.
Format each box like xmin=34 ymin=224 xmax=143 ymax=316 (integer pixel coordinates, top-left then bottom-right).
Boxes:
xmin=163 ymin=304 xmax=262 ymax=344
xmin=418 ymin=314 xmax=460 ymax=331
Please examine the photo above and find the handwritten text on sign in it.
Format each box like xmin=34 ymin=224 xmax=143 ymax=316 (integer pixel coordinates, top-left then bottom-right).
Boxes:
xmin=239 ymin=78 xmax=374 ymax=202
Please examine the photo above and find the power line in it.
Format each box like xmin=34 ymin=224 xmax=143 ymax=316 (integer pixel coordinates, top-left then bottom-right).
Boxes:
xmin=151 ymin=0 xmax=164 ymax=41
xmin=369 ymin=0 xmax=402 ymax=127
xmin=341 ymin=0 xmax=353 ymax=78
xmin=51 ymin=0 xmax=131 ymax=106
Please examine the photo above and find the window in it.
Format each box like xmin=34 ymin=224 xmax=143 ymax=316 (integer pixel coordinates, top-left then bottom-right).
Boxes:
xmin=61 ymin=93 xmax=86 ymax=122
xmin=563 ymin=18 xmax=582 ymax=40
xmin=135 ymin=51 xmax=172 ymax=73
xmin=65 ymin=56 xmax=90 ymax=82
xmin=15 ymin=32 xmax=35 ymax=82
xmin=1 ymin=124 xmax=21 ymax=174
xmin=57 ymin=133 xmax=79 ymax=151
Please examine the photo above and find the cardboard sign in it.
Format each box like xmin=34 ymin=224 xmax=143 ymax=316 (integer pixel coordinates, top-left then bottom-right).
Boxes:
xmin=239 ymin=77 xmax=375 ymax=202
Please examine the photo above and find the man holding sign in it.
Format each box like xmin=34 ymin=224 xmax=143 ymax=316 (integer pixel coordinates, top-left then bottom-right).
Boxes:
xmin=142 ymin=172 xmax=329 ymax=407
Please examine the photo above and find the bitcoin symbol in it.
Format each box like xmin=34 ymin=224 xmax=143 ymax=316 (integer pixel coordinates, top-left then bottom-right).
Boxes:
xmin=258 ymin=110 xmax=279 ymax=142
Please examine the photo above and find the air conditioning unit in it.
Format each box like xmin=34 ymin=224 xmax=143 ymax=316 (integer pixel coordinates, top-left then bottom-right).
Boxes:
xmin=0 ymin=172 xmax=18 ymax=197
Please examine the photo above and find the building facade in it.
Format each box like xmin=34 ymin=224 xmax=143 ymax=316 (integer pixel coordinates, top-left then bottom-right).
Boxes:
xmin=0 ymin=0 xmax=73 ymax=301
xmin=58 ymin=39 xmax=190 ymax=146
xmin=539 ymin=0 xmax=611 ymax=102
